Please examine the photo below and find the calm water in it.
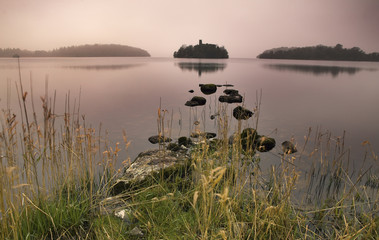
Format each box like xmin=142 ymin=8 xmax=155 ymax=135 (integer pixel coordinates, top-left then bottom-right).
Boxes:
xmin=1 ymin=57 xmax=378 ymax=172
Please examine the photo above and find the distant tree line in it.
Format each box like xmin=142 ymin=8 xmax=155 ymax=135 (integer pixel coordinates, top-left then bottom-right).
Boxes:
xmin=257 ymin=44 xmax=379 ymax=62
xmin=0 ymin=44 xmax=150 ymax=57
xmin=174 ymin=43 xmax=228 ymax=59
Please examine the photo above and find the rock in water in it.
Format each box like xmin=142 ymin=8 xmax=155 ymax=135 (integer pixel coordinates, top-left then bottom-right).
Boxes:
xmin=223 ymin=89 xmax=239 ymax=95
xmin=200 ymin=84 xmax=217 ymax=95
xmin=233 ymin=106 xmax=253 ymax=120
xmin=219 ymin=88 xmax=243 ymax=103
xmin=218 ymin=94 xmax=243 ymax=103
xmin=256 ymin=136 xmax=276 ymax=152
xmin=148 ymin=135 xmax=172 ymax=144
xmin=282 ymin=141 xmax=297 ymax=154
xmin=185 ymin=96 xmax=206 ymax=107
xmin=178 ymin=136 xmax=192 ymax=147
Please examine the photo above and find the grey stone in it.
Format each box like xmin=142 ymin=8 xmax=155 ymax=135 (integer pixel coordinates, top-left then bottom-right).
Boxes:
xmin=129 ymin=226 xmax=144 ymax=236
xmin=113 ymin=149 xmax=190 ymax=193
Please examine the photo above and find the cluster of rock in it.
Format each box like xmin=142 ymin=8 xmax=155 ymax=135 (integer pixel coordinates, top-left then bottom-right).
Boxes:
xmin=148 ymin=82 xmax=298 ymax=158
xmin=109 ymin=128 xmax=296 ymax=237
xmin=185 ymin=84 xmax=244 ymax=106
xmin=103 ymin=80 xmax=301 ymax=237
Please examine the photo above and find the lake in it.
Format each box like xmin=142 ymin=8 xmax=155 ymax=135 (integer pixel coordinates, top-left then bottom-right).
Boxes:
xmin=1 ymin=57 xmax=378 ymax=173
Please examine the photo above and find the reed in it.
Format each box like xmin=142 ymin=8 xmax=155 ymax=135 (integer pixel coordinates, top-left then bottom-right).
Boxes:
xmin=0 ymin=62 xmax=123 ymax=239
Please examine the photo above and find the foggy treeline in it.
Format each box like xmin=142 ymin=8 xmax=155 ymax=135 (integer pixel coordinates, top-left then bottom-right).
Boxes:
xmin=0 ymin=44 xmax=150 ymax=57
xmin=257 ymin=44 xmax=379 ymax=62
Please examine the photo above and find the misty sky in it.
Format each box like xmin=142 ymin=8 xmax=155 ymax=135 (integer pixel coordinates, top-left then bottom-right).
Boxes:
xmin=1 ymin=0 xmax=378 ymax=58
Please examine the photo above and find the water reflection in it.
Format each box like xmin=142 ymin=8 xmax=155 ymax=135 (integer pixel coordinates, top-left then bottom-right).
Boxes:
xmin=264 ymin=63 xmax=375 ymax=77
xmin=175 ymin=62 xmax=227 ymax=76
xmin=63 ymin=63 xmax=143 ymax=71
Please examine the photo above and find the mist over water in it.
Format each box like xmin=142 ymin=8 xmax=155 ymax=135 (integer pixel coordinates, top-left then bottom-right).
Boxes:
xmin=1 ymin=57 xmax=378 ymax=173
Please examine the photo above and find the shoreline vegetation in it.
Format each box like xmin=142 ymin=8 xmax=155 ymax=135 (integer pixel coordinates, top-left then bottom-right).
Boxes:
xmin=0 ymin=44 xmax=150 ymax=58
xmin=257 ymin=44 xmax=379 ymax=62
xmin=173 ymin=40 xmax=229 ymax=59
xmin=1 ymin=61 xmax=378 ymax=239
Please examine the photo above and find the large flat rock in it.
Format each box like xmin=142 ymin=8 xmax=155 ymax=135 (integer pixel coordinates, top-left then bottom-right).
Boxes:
xmin=112 ymin=149 xmax=190 ymax=194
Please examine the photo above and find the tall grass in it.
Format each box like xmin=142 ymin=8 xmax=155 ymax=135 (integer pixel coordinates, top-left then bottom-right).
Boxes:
xmin=0 ymin=59 xmax=124 ymax=239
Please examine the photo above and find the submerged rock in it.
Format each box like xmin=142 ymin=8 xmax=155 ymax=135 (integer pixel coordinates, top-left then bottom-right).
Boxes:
xmin=200 ymin=84 xmax=217 ymax=95
xmin=281 ymin=141 xmax=297 ymax=154
xmin=185 ymin=96 xmax=206 ymax=107
xmin=148 ymin=135 xmax=172 ymax=144
xmin=233 ymin=106 xmax=253 ymax=120
xmin=256 ymin=136 xmax=276 ymax=152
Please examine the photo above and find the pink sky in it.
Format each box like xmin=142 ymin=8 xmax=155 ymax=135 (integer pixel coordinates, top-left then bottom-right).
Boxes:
xmin=1 ymin=0 xmax=378 ymax=58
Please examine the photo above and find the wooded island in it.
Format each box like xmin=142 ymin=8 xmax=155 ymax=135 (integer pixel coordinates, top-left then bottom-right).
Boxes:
xmin=257 ymin=44 xmax=379 ymax=62
xmin=174 ymin=40 xmax=228 ymax=59
xmin=0 ymin=44 xmax=150 ymax=57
